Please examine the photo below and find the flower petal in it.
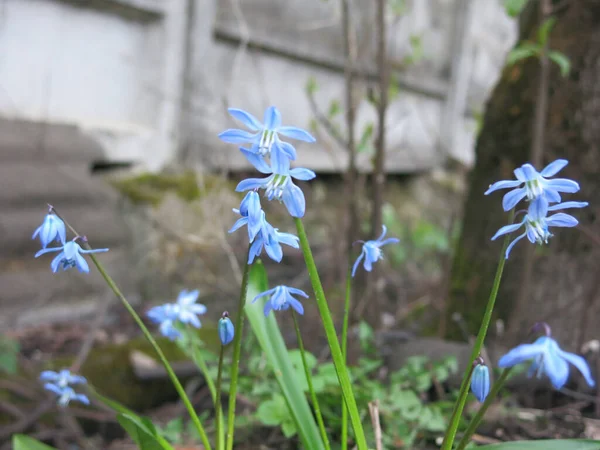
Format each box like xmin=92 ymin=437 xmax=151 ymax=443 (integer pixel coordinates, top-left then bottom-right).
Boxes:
xmin=277 ymin=126 xmax=316 ymax=142
xmin=520 ymin=164 xmax=539 ymax=181
xmin=240 ymin=148 xmax=272 ymax=174
xmin=502 ymin=187 xmax=527 ymax=211
xmin=544 ymin=189 xmax=562 ymax=203
xmin=351 ymin=251 xmax=365 ymax=277
xmin=379 ymin=237 xmax=400 ymax=246
xmin=543 ymin=348 xmax=570 ymax=389
xmin=75 ymin=253 xmax=90 ymax=273
xmin=263 ymin=106 xmax=282 ymax=130
xmin=529 ymin=196 xmax=548 ymax=220
xmin=236 ymin=177 xmax=267 ymax=192
xmin=271 ymin=147 xmax=291 ymax=174
xmin=287 ymin=287 xmax=309 ymax=298
xmin=50 ymin=252 xmax=65 ymax=272
xmin=505 ymin=232 xmax=527 ymax=258
xmin=377 ymin=225 xmax=387 ymax=242
xmin=546 ymin=213 xmax=578 ymax=228
xmin=276 ymin=232 xmax=300 ymax=248
xmin=491 ymin=222 xmax=524 ymax=241
xmin=228 ymin=108 xmax=263 ymax=131
xmin=498 ymin=342 xmax=547 ymax=368
xmin=229 ymin=217 xmax=248 ymax=234
xmin=277 ymin=141 xmax=297 ymax=160
xmin=40 ymin=371 xmax=59 ymax=381
xmin=547 ymin=201 xmax=588 ymax=211
xmin=35 ymin=247 xmax=63 ymax=257
xmin=218 ymin=129 xmax=258 ymax=144
xmin=265 ymin=239 xmax=283 ymax=262
xmin=541 ymin=159 xmax=568 ymax=177
xmin=289 ymin=168 xmax=316 ymax=181
xmin=282 ymin=183 xmax=306 ymax=218
xmin=484 ymin=179 xmax=522 ymax=195
xmin=253 ymin=287 xmax=277 ymax=303
xmin=287 ymin=296 xmax=305 ymax=315
xmin=546 ymin=178 xmax=580 ymax=193
xmin=558 ymin=350 xmax=596 ymax=387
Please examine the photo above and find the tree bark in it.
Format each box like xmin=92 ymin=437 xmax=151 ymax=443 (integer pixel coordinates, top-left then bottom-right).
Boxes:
xmin=446 ymin=1 xmax=600 ymax=350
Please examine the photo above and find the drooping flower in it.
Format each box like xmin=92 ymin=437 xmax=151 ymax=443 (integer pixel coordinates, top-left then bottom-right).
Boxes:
xmin=229 ymin=191 xmax=263 ymax=241
xmin=39 ymin=369 xmax=87 ymax=388
xmin=147 ymin=304 xmax=181 ymax=340
xmin=147 ymin=290 xmax=207 ymax=341
xmin=34 ymin=239 xmax=109 ymax=273
xmin=44 ymin=384 xmax=90 ymax=407
xmin=498 ymin=324 xmax=595 ymax=390
xmin=352 ymin=225 xmax=400 ymax=277
xmin=236 ymin=148 xmax=316 ymax=218
xmin=218 ymin=106 xmax=315 ymax=161
xmin=248 ymin=212 xmax=300 ymax=264
xmin=218 ymin=312 xmax=234 ymax=346
xmin=470 ymin=360 xmax=490 ymax=403
xmin=485 ymin=159 xmax=580 ymax=211
xmin=253 ymin=285 xmax=308 ymax=316
xmin=492 ymin=198 xmax=588 ymax=259
xmin=32 ymin=212 xmax=67 ymax=248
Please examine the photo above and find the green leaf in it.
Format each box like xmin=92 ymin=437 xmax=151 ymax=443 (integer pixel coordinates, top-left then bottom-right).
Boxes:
xmin=479 ymin=440 xmax=600 ymax=449
xmin=548 ymin=50 xmax=571 ymax=77
xmin=0 ymin=335 xmax=19 ymax=374
xmin=306 ymin=76 xmax=318 ymax=96
xmin=538 ymin=17 xmax=557 ymax=45
xmin=12 ymin=435 xmax=57 ymax=450
xmin=256 ymin=394 xmax=291 ymax=426
xmin=507 ymin=43 xmax=540 ymax=66
xmin=357 ymin=123 xmax=374 ymax=154
xmin=117 ymin=413 xmax=174 ymax=450
xmin=327 ymin=99 xmax=341 ymax=118
xmin=358 ymin=321 xmax=374 ymax=352
xmin=245 ymin=261 xmax=325 ymax=450
xmin=503 ymin=0 xmax=528 ymax=17
xmin=282 ymin=420 xmax=298 ymax=438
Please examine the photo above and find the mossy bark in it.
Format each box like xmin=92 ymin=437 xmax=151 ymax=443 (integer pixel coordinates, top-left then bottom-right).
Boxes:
xmin=446 ymin=2 xmax=600 ymax=348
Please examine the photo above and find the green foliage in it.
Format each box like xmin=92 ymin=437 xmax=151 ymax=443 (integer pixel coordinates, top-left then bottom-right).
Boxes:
xmin=479 ymin=440 xmax=600 ymax=449
xmin=12 ymin=435 xmax=57 ymax=450
xmin=357 ymin=123 xmax=375 ymax=154
xmin=548 ymin=50 xmax=571 ymax=76
xmin=117 ymin=413 xmax=175 ymax=450
xmin=110 ymin=171 xmax=202 ymax=206
xmin=402 ymin=35 xmax=424 ymax=66
xmin=389 ymin=0 xmax=408 ymax=16
xmin=537 ymin=17 xmax=556 ymax=46
xmin=306 ymin=76 xmax=318 ymax=96
xmin=256 ymin=394 xmax=297 ymax=438
xmin=503 ymin=0 xmax=528 ymax=17
xmin=328 ymin=99 xmax=341 ymax=119
xmin=507 ymin=43 xmax=540 ymax=66
xmin=0 ymin=335 xmax=19 ymax=374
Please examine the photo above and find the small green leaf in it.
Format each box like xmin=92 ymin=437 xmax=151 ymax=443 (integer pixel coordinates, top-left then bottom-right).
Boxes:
xmin=327 ymin=99 xmax=341 ymax=118
xmin=256 ymin=394 xmax=290 ymax=426
xmin=548 ymin=50 xmax=571 ymax=77
xmin=0 ymin=335 xmax=19 ymax=374
xmin=12 ymin=435 xmax=57 ymax=450
xmin=282 ymin=419 xmax=298 ymax=438
xmin=538 ymin=17 xmax=557 ymax=45
xmin=389 ymin=0 xmax=407 ymax=16
xmin=357 ymin=123 xmax=375 ymax=154
xmin=306 ymin=76 xmax=318 ymax=96
xmin=503 ymin=0 xmax=528 ymax=17
xmin=117 ymin=413 xmax=174 ymax=450
xmin=479 ymin=440 xmax=600 ymax=449
xmin=507 ymin=43 xmax=540 ymax=66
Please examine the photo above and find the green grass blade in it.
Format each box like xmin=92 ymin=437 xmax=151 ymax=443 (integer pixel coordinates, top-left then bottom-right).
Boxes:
xmin=244 ymin=260 xmax=325 ymax=450
xmin=479 ymin=440 xmax=600 ymax=450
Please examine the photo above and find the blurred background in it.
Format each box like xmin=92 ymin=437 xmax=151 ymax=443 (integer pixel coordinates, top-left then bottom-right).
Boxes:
xmin=1 ymin=0 xmax=599 ymax=448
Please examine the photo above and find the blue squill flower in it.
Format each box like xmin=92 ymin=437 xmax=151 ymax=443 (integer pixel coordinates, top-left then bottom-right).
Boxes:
xmin=253 ymin=285 xmax=308 ymax=316
xmin=40 ymin=369 xmax=87 ymax=388
xmin=492 ymin=198 xmax=588 ymax=259
xmin=32 ymin=212 xmax=66 ymax=248
xmin=485 ymin=159 xmax=580 ymax=211
xmin=229 ymin=191 xmax=263 ymax=241
xmin=352 ymin=225 xmax=400 ymax=277
xmin=498 ymin=325 xmax=595 ymax=389
xmin=218 ymin=312 xmax=234 ymax=345
xmin=248 ymin=212 xmax=299 ymax=264
xmin=470 ymin=361 xmax=490 ymax=403
xmin=218 ymin=106 xmax=315 ymax=160
xmin=236 ymin=148 xmax=316 ymax=218
xmin=174 ymin=289 xmax=207 ymax=329
xmin=44 ymin=384 xmax=90 ymax=407
xmin=34 ymin=239 xmax=109 ymax=273
xmin=147 ymin=304 xmax=181 ymax=340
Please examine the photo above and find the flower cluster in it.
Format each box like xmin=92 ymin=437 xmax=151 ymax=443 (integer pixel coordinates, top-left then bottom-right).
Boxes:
xmin=40 ymin=369 xmax=89 ymax=406
xmin=486 ymin=159 xmax=588 ymax=258
xmin=147 ymin=289 xmax=207 ymax=340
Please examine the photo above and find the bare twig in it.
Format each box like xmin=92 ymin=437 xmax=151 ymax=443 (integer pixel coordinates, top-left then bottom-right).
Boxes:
xmin=368 ymin=400 xmax=383 ymax=450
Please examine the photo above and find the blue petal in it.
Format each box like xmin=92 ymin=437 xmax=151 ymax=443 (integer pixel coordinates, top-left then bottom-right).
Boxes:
xmin=218 ymin=129 xmax=258 ymax=144
xmin=541 ymin=159 xmax=568 ymax=177
xmin=277 ymin=126 xmax=316 ymax=142
xmin=380 ymin=237 xmax=400 ymax=246
xmin=529 ymin=196 xmax=548 ymax=220
xmin=514 ymin=168 xmax=527 ymax=182
xmin=35 ymin=246 xmax=63 ymax=257
xmin=282 ymin=183 xmax=306 ymax=218
xmin=546 ymin=213 xmax=578 ymax=228
xmin=32 ymin=225 xmax=42 ymax=240
xmin=548 ymin=201 xmax=588 ymax=211
xmin=546 ymin=178 xmax=580 ymax=193
xmin=263 ymin=106 xmax=282 ymax=130
xmin=377 ymin=225 xmax=387 ymax=241
xmin=484 ymin=179 xmax=522 ymax=195
xmin=75 ymin=253 xmax=89 ymax=273
xmin=44 ymin=383 xmax=63 ymax=396
xmin=289 ymin=168 xmax=316 ymax=181
xmin=228 ymin=217 xmax=248 ymax=234
xmin=558 ymin=350 xmax=595 ymax=387
xmin=276 ymin=232 xmax=300 ymax=248
xmin=79 ymin=247 xmax=109 ymax=255
xmin=543 ymin=345 xmax=570 ymax=389
xmin=351 ymin=251 xmax=365 ymax=277
xmin=248 ymin=238 xmax=263 ymax=264
xmin=287 ymin=287 xmax=309 ymax=298
xmin=228 ymin=108 xmax=263 ymax=131
xmin=491 ymin=222 xmax=524 ymax=241
xmin=502 ymin=188 xmax=527 ymax=211
xmin=40 ymin=371 xmax=59 ymax=381
xmin=74 ymin=393 xmax=90 ymax=405
xmin=276 ymin=141 xmax=297 ymax=160
xmin=519 ymin=164 xmax=539 ymax=181
xmin=263 ymin=301 xmax=273 ymax=316
xmin=240 ymin=148 xmax=272 ymax=174
xmin=363 ymin=255 xmax=373 ymax=272
xmin=236 ymin=177 xmax=267 ymax=192
xmin=544 ymin=189 xmax=562 ymax=203
xmin=498 ymin=342 xmax=546 ymax=367
xmin=50 ymin=253 xmax=65 ymax=273
xmin=265 ymin=239 xmax=283 ymax=262
xmin=505 ymin=232 xmax=527 ymax=258
xmin=271 ymin=147 xmax=291 ymax=174
xmin=253 ymin=287 xmax=277 ymax=303
xmin=288 ymin=296 xmax=305 ymax=315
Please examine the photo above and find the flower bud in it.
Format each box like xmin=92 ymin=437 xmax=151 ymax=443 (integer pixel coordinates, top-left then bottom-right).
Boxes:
xmin=471 ymin=363 xmax=490 ymax=403
xmin=219 ymin=312 xmax=234 ymax=346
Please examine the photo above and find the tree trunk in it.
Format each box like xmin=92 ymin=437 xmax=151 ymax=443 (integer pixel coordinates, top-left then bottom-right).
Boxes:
xmin=446 ymin=1 xmax=600 ymax=350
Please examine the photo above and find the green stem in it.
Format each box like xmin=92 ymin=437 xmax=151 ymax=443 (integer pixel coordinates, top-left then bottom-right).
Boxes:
xmin=215 ymin=345 xmax=226 ymax=450
xmin=294 ymin=218 xmax=368 ymax=450
xmin=226 ymin=246 xmax=251 ymax=450
xmin=88 ymin=253 xmax=212 ymax=450
xmin=291 ymin=311 xmax=331 ymax=450
xmin=341 ymin=266 xmax=352 ymax=450
xmin=440 ymin=233 xmax=511 ymax=450
xmin=456 ymin=368 xmax=512 ymax=450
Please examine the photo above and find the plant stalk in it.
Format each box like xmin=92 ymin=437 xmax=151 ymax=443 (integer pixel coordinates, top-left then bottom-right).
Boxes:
xmin=341 ymin=266 xmax=352 ymax=450
xmin=215 ymin=345 xmax=226 ymax=450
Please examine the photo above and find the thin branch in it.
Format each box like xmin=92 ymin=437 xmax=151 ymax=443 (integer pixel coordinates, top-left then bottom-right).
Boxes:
xmin=368 ymin=400 xmax=383 ymax=450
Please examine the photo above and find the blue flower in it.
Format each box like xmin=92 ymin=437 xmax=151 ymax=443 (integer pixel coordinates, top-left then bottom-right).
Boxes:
xmin=218 ymin=106 xmax=315 ymax=161
xmin=248 ymin=212 xmax=300 ymax=264
xmin=236 ymin=148 xmax=316 ymax=218
xmin=32 ymin=212 xmax=67 ymax=248
xmin=352 ymin=225 xmax=400 ymax=277
xmin=229 ymin=191 xmax=263 ymax=241
xmin=485 ymin=159 xmax=580 ymax=211
xmin=498 ymin=335 xmax=595 ymax=390
xmin=218 ymin=313 xmax=234 ymax=345
xmin=147 ymin=304 xmax=182 ymax=340
xmin=471 ymin=363 xmax=490 ymax=403
xmin=40 ymin=369 xmax=87 ymax=388
xmin=253 ymin=285 xmax=308 ymax=316
xmin=492 ymin=198 xmax=588 ymax=259
xmin=34 ymin=239 xmax=109 ymax=273
xmin=44 ymin=384 xmax=90 ymax=407
xmin=147 ymin=290 xmax=207 ymax=340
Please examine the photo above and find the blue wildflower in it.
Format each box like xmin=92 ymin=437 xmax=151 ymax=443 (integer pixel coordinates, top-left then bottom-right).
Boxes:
xmin=218 ymin=312 xmax=234 ymax=345
xmin=147 ymin=304 xmax=181 ymax=340
xmin=248 ymin=212 xmax=300 ymax=264
xmin=236 ymin=148 xmax=316 ymax=218
xmin=492 ymin=198 xmax=588 ymax=259
xmin=32 ymin=212 xmax=67 ymax=248
xmin=485 ymin=159 xmax=580 ymax=211
xmin=44 ymin=384 xmax=90 ymax=407
xmin=34 ymin=239 xmax=109 ymax=273
xmin=352 ymin=225 xmax=400 ymax=277
xmin=498 ymin=324 xmax=595 ymax=390
xmin=147 ymin=290 xmax=207 ymax=340
xmin=470 ymin=360 xmax=490 ymax=403
xmin=253 ymin=285 xmax=308 ymax=316
xmin=40 ymin=369 xmax=87 ymax=388
xmin=218 ymin=106 xmax=315 ymax=161
xmin=229 ymin=191 xmax=263 ymax=241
